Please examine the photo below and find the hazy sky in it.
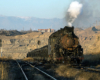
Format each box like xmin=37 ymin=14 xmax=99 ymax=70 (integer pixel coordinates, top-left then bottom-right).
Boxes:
xmin=0 ymin=0 xmax=74 ymax=19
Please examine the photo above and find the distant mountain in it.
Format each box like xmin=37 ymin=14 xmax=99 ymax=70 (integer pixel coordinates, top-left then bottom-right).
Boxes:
xmin=0 ymin=15 xmax=100 ymax=31
xmin=0 ymin=16 xmax=66 ymax=31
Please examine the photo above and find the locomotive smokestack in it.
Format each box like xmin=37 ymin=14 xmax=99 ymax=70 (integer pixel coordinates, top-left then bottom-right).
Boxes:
xmin=66 ymin=1 xmax=83 ymax=27
xmin=64 ymin=26 xmax=74 ymax=33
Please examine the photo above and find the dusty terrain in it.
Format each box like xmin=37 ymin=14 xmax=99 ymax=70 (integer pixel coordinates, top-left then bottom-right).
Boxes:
xmin=55 ymin=64 xmax=100 ymax=80
xmin=0 ymin=59 xmax=52 ymax=80
xmin=0 ymin=26 xmax=100 ymax=59
xmin=0 ymin=32 xmax=52 ymax=59
xmin=0 ymin=59 xmax=25 ymax=80
xmin=75 ymin=25 xmax=100 ymax=55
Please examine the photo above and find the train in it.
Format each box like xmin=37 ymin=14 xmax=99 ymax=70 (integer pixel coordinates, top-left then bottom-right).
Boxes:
xmin=27 ymin=26 xmax=84 ymax=64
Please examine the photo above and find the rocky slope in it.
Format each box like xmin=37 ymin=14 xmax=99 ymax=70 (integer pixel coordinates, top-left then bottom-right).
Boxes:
xmin=0 ymin=26 xmax=100 ymax=59
xmin=0 ymin=32 xmax=52 ymax=59
xmin=74 ymin=25 xmax=100 ymax=55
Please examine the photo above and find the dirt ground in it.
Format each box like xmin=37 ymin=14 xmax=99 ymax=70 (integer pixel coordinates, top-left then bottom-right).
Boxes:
xmin=55 ymin=64 xmax=100 ymax=80
xmin=0 ymin=59 xmax=25 ymax=80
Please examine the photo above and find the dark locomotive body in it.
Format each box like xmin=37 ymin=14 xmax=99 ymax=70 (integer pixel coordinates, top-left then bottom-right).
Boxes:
xmin=27 ymin=26 xmax=83 ymax=64
xmin=48 ymin=26 xmax=83 ymax=63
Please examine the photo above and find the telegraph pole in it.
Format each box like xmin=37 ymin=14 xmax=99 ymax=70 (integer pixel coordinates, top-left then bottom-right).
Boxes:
xmin=0 ymin=42 xmax=2 ymax=57
xmin=0 ymin=39 xmax=2 ymax=57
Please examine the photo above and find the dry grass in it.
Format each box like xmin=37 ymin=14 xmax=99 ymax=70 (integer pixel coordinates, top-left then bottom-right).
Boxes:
xmin=33 ymin=74 xmax=46 ymax=80
xmin=0 ymin=56 xmax=10 ymax=60
xmin=55 ymin=65 xmax=100 ymax=80
xmin=96 ymin=65 xmax=100 ymax=68
xmin=0 ymin=56 xmax=13 ymax=61
xmin=75 ymin=72 xmax=100 ymax=80
xmin=0 ymin=62 xmax=9 ymax=80
xmin=0 ymin=56 xmax=7 ymax=59
xmin=8 ymin=55 xmax=12 ymax=59
xmin=82 ymin=54 xmax=100 ymax=66
xmin=22 ymin=57 xmax=34 ymax=62
xmin=55 ymin=65 xmax=81 ymax=78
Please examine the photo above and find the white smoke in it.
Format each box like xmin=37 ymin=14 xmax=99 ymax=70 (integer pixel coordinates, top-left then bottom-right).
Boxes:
xmin=67 ymin=1 xmax=83 ymax=27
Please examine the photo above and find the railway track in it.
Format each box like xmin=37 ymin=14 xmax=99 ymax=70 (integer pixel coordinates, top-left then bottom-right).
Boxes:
xmin=70 ymin=63 xmax=100 ymax=73
xmin=0 ymin=59 xmax=100 ymax=80
xmin=16 ymin=61 xmax=28 ymax=80
xmin=85 ymin=67 xmax=100 ymax=72
xmin=26 ymin=60 xmax=100 ymax=73
xmin=79 ymin=66 xmax=100 ymax=72
xmin=19 ymin=60 xmax=100 ymax=79
xmin=0 ymin=59 xmax=26 ymax=80
xmin=16 ymin=60 xmax=57 ymax=80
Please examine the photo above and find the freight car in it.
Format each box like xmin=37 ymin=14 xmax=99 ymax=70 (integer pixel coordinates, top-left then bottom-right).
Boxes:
xmin=27 ymin=45 xmax=48 ymax=61
xmin=27 ymin=26 xmax=83 ymax=64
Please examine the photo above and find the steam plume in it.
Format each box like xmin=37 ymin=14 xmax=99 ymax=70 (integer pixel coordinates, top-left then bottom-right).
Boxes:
xmin=66 ymin=1 xmax=83 ymax=27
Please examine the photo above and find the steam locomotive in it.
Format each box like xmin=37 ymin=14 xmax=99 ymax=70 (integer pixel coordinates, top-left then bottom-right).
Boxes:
xmin=27 ymin=26 xmax=83 ymax=64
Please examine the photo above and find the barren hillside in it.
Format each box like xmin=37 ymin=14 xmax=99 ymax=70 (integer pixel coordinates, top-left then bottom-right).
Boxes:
xmin=74 ymin=26 xmax=100 ymax=54
xmin=0 ymin=26 xmax=100 ymax=59
xmin=0 ymin=32 xmax=52 ymax=59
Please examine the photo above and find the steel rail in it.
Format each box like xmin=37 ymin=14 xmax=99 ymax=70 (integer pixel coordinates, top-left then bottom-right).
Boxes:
xmin=74 ymin=65 xmax=100 ymax=72
xmin=16 ymin=61 xmax=28 ymax=80
xmin=25 ymin=62 xmax=57 ymax=80
xmin=85 ymin=67 xmax=100 ymax=72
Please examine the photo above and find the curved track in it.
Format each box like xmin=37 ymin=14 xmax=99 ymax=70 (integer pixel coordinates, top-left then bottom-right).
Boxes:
xmin=0 ymin=59 xmax=100 ymax=80
xmin=16 ymin=60 xmax=57 ymax=80
xmin=16 ymin=61 xmax=28 ymax=80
